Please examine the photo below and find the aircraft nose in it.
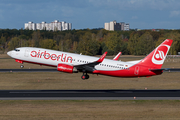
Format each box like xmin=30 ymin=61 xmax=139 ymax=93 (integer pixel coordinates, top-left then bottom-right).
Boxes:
xmin=7 ymin=51 xmax=11 ymax=56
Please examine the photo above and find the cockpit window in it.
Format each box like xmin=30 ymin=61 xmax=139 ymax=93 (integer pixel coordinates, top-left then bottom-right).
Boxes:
xmin=14 ymin=49 xmax=20 ymax=52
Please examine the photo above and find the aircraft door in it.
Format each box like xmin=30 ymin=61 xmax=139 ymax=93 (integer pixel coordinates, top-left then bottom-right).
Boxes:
xmin=134 ymin=66 xmax=139 ymax=75
xmin=24 ymin=49 xmax=30 ymax=57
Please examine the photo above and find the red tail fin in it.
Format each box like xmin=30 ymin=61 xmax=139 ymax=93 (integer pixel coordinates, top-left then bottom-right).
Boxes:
xmin=137 ymin=39 xmax=173 ymax=69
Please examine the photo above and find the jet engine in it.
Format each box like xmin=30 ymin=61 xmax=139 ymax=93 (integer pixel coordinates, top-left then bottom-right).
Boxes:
xmin=57 ymin=63 xmax=78 ymax=73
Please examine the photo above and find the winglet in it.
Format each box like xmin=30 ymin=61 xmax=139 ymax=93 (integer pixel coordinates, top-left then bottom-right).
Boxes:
xmin=97 ymin=52 xmax=107 ymax=63
xmin=113 ymin=52 xmax=122 ymax=61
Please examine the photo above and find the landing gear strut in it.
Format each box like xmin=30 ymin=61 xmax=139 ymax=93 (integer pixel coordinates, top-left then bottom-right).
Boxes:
xmin=81 ymin=73 xmax=89 ymax=80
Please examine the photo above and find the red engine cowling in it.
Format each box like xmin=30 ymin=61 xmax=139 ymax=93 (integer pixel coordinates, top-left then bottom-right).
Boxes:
xmin=57 ymin=63 xmax=78 ymax=73
xmin=15 ymin=59 xmax=23 ymax=64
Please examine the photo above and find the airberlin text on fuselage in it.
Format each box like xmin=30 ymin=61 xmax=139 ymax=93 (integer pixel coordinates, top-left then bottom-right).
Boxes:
xmin=30 ymin=50 xmax=73 ymax=63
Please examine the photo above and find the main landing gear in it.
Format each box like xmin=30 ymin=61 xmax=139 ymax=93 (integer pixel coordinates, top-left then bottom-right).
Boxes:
xmin=81 ymin=73 xmax=89 ymax=80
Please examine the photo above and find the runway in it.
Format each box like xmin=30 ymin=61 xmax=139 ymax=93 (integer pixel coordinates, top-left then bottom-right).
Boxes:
xmin=0 ymin=90 xmax=180 ymax=100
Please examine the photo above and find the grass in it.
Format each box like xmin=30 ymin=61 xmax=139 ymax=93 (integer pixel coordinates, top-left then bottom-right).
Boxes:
xmin=0 ymin=100 xmax=179 ymax=120
xmin=0 ymin=72 xmax=180 ymax=90
xmin=0 ymin=54 xmax=180 ymax=90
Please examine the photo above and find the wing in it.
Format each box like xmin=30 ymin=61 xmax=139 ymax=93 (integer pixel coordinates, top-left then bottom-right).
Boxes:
xmin=74 ymin=52 xmax=107 ymax=73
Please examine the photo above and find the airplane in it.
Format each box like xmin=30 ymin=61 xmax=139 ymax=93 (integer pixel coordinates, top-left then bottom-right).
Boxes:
xmin=7 ymin=39 xmax=173 ymax=80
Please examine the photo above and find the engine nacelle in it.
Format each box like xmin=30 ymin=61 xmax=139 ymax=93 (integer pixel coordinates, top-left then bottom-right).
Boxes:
xmin=15 ymin=59 xmax=23 ymax=64
xmin=57 ymin=63 xmax=78 ymax=73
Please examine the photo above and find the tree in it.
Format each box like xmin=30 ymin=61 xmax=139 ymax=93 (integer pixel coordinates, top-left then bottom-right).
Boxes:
xmin=72 ymin=41 xmax=78 ymax=53
xmin=165 ymin=32 xmax=180 ymax=55
xmin=78 ymin=32 xmax=91 ymax=55
xmin=0 ymin=35 xmax=6 ymax=52
xmin=101 ymin=32 xmax=123 ymax=55
xmin=120 ymin=42 xmax=129 ymax=55
xmin=64 ymin=39 xmax=72 ymax=52
xmin=127 ymin=32 xmax=140 ymax=55
xmin=155 ymin=37 xmax=166 ymax=47
xmin=88 ymin=34 xmax=100 ymax=55
xmin=78 ymin=32 xmax=100 ymax=55
xmin=114 ymin=43 xmax=121 ymax=55
xmin=40 ymin=39 xmax=56 ymax=49
xmin=18 ymin=35 xmax=29 ymax=47
xmin=104 ymin=32 xmax=121 ymax=51
xmin=58 ymin=40 xmax=64 ymax=51
xmin=101 ymin=42 xmax=108 ymax=54
xmin=32 ymin=31 xmax=41 ymax=47
xmin=136 ymin=32 xmax=154 ymax=55
xmin=8 ymin=37 xmax=20 ymax=50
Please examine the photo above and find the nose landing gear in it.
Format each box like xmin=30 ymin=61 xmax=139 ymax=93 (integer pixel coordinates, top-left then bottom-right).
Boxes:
xmin=81 ymin=73 xmax=89 ymax=80
xmin=20 ymin=64 xmax=24 ymax=68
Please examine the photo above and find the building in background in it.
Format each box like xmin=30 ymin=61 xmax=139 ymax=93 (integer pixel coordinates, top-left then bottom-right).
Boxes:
xmin=25 ymin=22 xmax=36 ymax=30
xmin=124 ymin=23 xmax=130 ymax=31
xmin=104 ymin=21 xmax=130 ymax=31
xmin=104 ymin=23 xmax=110 ymax=30
xmin=24 ymin=20 xmax=72 ymax=31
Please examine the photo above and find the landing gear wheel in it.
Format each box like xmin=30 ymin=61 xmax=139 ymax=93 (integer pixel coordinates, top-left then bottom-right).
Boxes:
xmin=20 ymin=65 xmax=24 ymax=68
xmin=81 ymin=74 xmax=90 ymax=80
xmin=85 ymin=74 xmax=89 ymax=79
xmin=81 ymin=75 xmax=86 ymax=80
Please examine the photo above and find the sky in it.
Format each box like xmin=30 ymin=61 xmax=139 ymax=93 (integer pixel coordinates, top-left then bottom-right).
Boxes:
xmin=0 ymin=0 xmax=180 ymax=30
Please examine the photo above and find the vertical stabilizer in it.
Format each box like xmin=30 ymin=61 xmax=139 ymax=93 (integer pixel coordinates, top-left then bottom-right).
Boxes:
xmin=137 ymin=39 xmax=173 ymax=69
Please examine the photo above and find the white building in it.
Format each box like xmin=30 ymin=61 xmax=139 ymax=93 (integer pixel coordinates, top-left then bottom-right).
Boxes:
xmin=124 ymin=23 xmax=130 ymax=31
xmin=104 ymin=23 xmax=110 ymax=30
xmin=104 ymin=21 xmax=130 ymax=31
xmin=31 ymin=23 xmax=36 ymax=30
xmin=24 ymin=20 xmax=72 ymax=31
xmin=36 ymin=23 xmax=41 ymax=30
xmin=64 ymin=23 xmax=69 ymax=30
xmin=61 ymin=21 xmax=65 ymax=31
xmin=57 ymin=22 xmax=62 ymax=31
xmin=24 ymin=23 xmax=29 ymax=30
xmin=69 ymin=23 xmax=72 ymax=30
xmin=41 ymin=22 xmax=46 ymax=30
xmin=25 ymin=22 xmax=33 ymax=30
xmin=120 ymin=22 xmax=125 ymax=31
xmin=109 ymin=21 xmax=116 ymax=31
xmin=45 ymin=23 xmax=49 ymax=30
